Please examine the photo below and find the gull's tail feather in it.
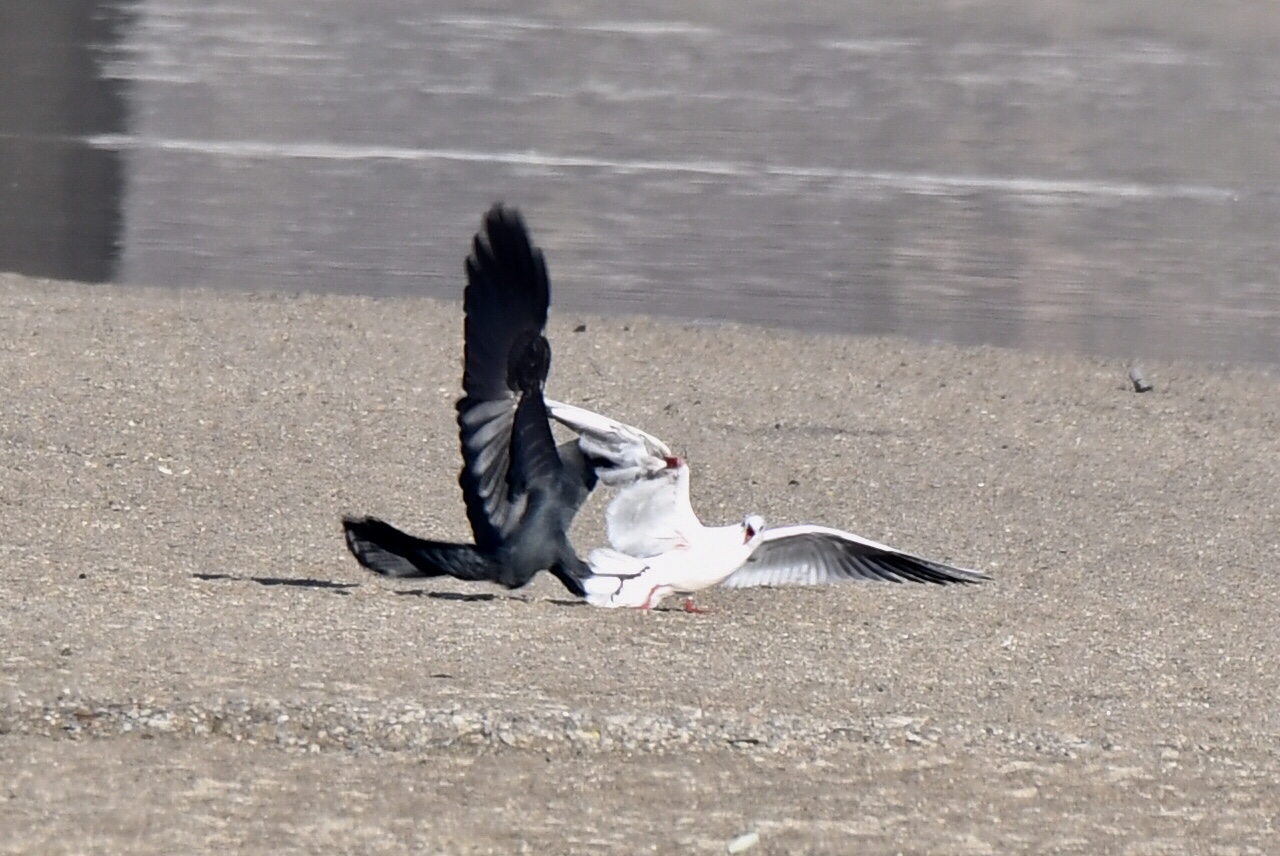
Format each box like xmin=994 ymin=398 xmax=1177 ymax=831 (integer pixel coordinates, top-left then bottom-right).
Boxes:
xmin=342 ymin=516 xmax=499 ymax=581
xmin=582 ymin=548 xmax=648 ymax=607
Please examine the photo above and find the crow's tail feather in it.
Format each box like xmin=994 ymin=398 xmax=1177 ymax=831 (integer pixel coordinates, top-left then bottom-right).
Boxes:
xmin=342 ymin=516 xmax=500 ymax=581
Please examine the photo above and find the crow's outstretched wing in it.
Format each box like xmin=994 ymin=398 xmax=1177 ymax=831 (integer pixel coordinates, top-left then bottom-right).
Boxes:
xmin=455 ymin=205 xmax=565 ymax=552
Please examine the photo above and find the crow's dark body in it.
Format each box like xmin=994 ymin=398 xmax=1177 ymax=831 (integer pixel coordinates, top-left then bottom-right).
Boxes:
xmin=343 ymin=205 xmax=597 ymax=595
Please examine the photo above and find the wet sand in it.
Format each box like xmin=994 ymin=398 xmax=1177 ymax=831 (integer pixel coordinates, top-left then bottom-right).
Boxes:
xmin=1 ymin=273 xmax=1277 ymax=853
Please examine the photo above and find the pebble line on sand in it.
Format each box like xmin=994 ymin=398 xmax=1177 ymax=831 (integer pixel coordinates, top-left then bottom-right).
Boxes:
xmin=0 ymin=696 xmax=1189 ymax=762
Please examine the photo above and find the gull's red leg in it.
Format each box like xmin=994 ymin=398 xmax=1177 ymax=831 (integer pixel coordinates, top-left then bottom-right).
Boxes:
xmin=641 ymin=585 xmax=662 ymax=611
xmin=683 ymin=598 xmax=708 ymax=614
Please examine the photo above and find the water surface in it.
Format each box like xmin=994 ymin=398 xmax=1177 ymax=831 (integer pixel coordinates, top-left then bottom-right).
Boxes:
xmin=2 ymin=1 xmax=1277 ymax=365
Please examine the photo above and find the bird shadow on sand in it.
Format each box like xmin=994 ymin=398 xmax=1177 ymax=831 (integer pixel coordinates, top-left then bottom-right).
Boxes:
xmin=191 ymin=572 xmax=358 ymax=595
xmin=398 ymin=592 xmax=697 ymax=612
xmin=192 ymin=574 xmax=682 ymax=611
xmin=393 ymin=589 xmax=496 ymax=602
xmin=391 ymin=589 xmax=586 ymax=608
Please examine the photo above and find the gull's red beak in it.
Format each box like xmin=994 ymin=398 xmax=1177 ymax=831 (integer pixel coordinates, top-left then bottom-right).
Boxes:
xmin=664 ymin=456 xmax=684 ymax=469
xmin=743 ymin=525 xmax=756 ymax=543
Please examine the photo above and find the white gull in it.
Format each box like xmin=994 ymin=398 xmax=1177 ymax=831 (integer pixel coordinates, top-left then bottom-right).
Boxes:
xmin=545 ymin=399 xmax=989 ymax=610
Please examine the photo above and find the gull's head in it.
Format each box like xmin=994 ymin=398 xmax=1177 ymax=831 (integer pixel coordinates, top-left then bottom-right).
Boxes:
xmin=742 ymin=513 xmax=766 ymax=545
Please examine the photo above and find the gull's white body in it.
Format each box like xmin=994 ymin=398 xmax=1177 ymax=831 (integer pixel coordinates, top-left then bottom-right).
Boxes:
xmin=582 ymin=515 xmax=764 ymax=609
xmin=546 ymin=400 xmax=989 ymax=607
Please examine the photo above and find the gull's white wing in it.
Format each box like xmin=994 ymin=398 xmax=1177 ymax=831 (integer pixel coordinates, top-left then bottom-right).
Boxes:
xmin=543 ymin=398 xmax=698 ymax=557
xmin=602 ymin=464 xmax=703 ymax=557
xmin=544 ymin=399 xmax=671 ymax=486
xmin=722 ymin=524 xmax=989 ymax=588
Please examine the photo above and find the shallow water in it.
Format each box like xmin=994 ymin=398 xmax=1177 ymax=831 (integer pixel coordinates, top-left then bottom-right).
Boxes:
xmin=2 ymin=1 xmax=1278 ymax=365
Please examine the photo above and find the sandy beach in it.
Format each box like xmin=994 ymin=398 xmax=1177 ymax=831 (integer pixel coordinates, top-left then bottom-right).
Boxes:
xmin=1 ymin=272 xmax=1277 ymax=853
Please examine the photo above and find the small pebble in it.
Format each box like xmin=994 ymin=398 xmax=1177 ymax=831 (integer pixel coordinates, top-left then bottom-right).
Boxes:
xmin=727 ymin=831 xmax=760 ymax=854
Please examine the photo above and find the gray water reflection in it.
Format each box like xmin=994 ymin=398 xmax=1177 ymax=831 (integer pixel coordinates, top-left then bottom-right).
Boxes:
xmin=2 ymin=1 xmax=1278 ymax=365
xmin=0 ymin=1 xmax=131 ymax=282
